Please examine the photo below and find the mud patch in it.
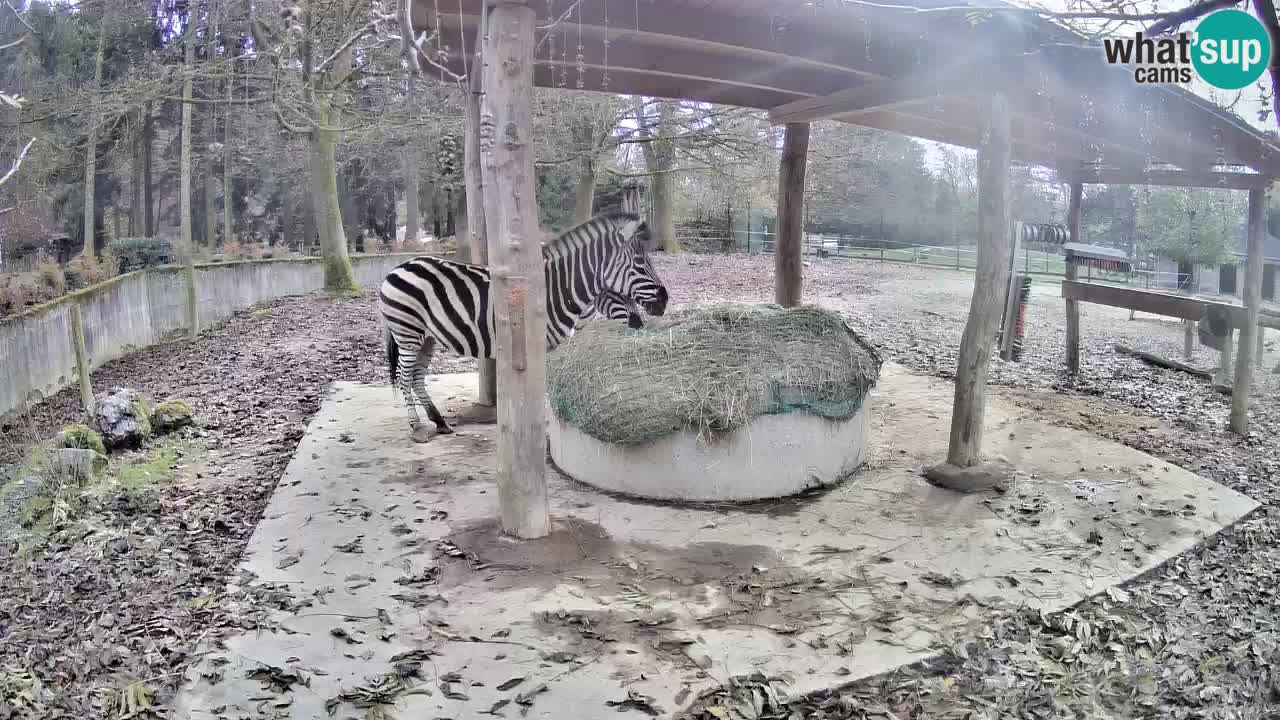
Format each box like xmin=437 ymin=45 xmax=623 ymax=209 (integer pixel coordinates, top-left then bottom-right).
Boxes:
xmin=436 ymin=515 xmax=781 ymax=599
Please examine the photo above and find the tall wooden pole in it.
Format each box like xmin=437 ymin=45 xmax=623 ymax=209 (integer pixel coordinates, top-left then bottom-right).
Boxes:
xmin=465 ymin=7 xmax=497 ymax=408
xmin=938 ymin=92 xmax=1012 ymax=476
xmin=774 ymin=122 xmax=809 ymax=307
xmin=480 ymin=1 xmax=550 ymax=539
xmin=1230 ymin=187 xmax=1267 ymax=434
xmin=1064 ymin=182 xmax=1083 ymax=374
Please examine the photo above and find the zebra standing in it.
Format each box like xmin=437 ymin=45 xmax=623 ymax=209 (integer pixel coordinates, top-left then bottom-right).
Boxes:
xmin=379 ymin=211 xmax=668 ymax=442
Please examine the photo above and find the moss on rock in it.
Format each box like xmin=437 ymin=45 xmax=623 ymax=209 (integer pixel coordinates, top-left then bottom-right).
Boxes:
xmin=55 ymin=424 xmax=107 ymax=456
xmin=151 ymin=399 xmax=194 ymax=435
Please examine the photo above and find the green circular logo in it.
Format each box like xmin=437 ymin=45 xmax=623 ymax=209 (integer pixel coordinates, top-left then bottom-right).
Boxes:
xmin=1191 ymin=10 xmax=1271 ymax=90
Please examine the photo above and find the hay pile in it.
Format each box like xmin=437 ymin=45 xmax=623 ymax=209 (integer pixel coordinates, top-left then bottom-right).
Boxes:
xmin=547 ymin=303 xmax=883 ymax=445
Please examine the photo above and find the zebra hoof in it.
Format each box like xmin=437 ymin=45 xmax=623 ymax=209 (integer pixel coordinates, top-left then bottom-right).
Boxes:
xmin=411 ymin=426 xmax=435 ymax=444
xmin=435 ymin=425 xmax=455 ymax=435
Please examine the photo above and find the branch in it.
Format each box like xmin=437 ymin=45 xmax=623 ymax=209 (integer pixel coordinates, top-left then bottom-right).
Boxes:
xmin=0 ymin=137 xmax=36 ymax=187
xmin=316 ymin=23 xmax=374 ymax=75
xmin=398 ymin=0 xmax=422 ymax=74
xmin=0 ymin=35 xmax=23 ymax=52
xmin=1251 ymin=0 xmax=1280 ymax=127
xmin=4 ymin=0 xmax=33 ymax=31
xmin=157 ymin=93 xmax=275 ymax=105
xmin=1146 ymin=0 xmax=1243 ymax=35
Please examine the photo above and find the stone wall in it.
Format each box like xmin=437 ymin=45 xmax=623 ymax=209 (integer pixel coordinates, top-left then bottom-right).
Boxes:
xmin=0 ymin=254 xmax=419 ymax=418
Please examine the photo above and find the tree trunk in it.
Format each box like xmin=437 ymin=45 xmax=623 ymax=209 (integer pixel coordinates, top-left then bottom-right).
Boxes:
xmin=281 ymin=195 xmax=293 ymax=250
xmin=82 ymin=18 xmax=107 ymax=258
xmin=637 ymin=98 xmax=680 ymax=252
xmin=222 ymin=152 xmax=233 ymax=247
xmin=130 ymin=111 xmax=143 ymax=237
xmin=445 ymin=187 xmax=455 ymax=237
xmin=573 ymin=156 xmax=595 ymax=224
xmin=775 ymin=122 xmax=809 ymax=307
xmin=481 ymin=2 xmax=549 ymax=539
xmin=941 ymin=92 xmax=1012 ymax=475
xmin=309 ymin=102 xmax=358 ymax=291
xmin=405 ymin=151 xmax=420 ymax=244
xmin=203 ymin=9 xmax=218 ymax=251
xmin=223 ymin=25 xmax=235 ymax=247
xmin=180 ymin=22 xmax=199 ymax=337
xmin=143 ymin=102 xmax=154 ymax=237
xmin=204 ymin=160 xmax=217 ymax=251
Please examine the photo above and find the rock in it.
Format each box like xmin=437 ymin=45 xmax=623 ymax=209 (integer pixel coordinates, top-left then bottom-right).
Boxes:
xmin=54 ymin=423 xmax=107 ymax=456
xmin=151 ymin=399 xmax=195 ymax=435
xmin=50 ymin=448 xmax=108 ymax=482
xmin=94 ymin=388 xmax=153 ymax=450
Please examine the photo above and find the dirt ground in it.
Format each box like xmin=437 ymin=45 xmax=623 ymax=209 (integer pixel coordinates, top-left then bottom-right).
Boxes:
xmin=1 ymin=253 xmax=1278 ymax=719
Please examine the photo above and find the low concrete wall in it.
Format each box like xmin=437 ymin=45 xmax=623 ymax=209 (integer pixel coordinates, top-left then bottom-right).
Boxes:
xmin=547 ymin=400 xmax=870 ymax=502
xmin=0 ymin=254 xmax=420 ymax=419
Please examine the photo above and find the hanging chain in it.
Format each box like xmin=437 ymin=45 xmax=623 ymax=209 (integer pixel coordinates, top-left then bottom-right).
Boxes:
xmin=547 ymin=0 xmax=558 ymax=87
xmin=560 ymin=20 xmax=569 ymax=88
xmin=575 ymin=1 xmax=585 ymax=89
xmin=601 ymin=0 xmax=610 ymax=91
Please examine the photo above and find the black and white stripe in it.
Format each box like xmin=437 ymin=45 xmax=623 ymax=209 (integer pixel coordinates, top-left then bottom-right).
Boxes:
xmin=378 ymin=211 xmax=667 ymax=440
xmin=583 ymin=289 xmax=644 ymax=329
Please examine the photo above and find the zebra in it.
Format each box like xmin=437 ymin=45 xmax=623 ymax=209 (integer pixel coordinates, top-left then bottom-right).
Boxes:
xmin=378 ymin=211 xmax=667 ymax=442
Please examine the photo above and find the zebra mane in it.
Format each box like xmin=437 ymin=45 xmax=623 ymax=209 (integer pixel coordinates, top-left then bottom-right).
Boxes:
xmin=541 ymin=211 xmax=645 ymax=260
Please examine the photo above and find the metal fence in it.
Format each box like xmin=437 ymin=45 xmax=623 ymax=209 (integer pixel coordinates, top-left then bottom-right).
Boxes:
xmin=675 ymin=230 xmax=1193 ymax=290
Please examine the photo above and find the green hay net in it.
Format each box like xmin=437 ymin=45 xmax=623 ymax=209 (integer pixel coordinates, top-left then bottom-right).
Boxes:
xmin=547 ymin=303 xmax=884 ymax=445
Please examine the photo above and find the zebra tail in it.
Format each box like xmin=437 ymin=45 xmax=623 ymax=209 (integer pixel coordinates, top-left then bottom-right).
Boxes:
xmin=385 ymin=324 xmax=399 ymax=391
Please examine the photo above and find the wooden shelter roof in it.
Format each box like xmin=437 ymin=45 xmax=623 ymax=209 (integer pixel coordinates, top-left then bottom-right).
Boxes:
xmin=412 ymin=0 xmax=1280 ymax=183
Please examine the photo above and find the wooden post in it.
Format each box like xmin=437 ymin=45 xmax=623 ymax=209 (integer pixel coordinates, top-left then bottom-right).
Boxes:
xmin=1230 ymin=187 xmax=1267 ymax=434
xmin=480 ymin=1 xmax=550 ymax=539
xmin=69 ymin=303 xmax=94 ymax=418
xmin=927 ymin=92 xmax=1012 ymax=491
xmin=184 ymin=262 xmax=199 ymax=339
xmin=1217 ymin=328 xmax=1234 ymax=387
xmin=1064 ymin=182 xmax=1083 ymax=374
xmin=1184 ymin=320 xmax=1194 ymax=360
xmin=1257 ymin=327 xmax=1266 ymax=366
xmin=464 ymin=10 xmax=497 ymax=409
xmin=774 ymin=122 xmax=809 ymax=307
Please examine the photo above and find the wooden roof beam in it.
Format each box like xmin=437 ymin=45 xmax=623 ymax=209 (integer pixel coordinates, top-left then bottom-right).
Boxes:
xmin=425 ymin=0 xmax=904 ymax=83
xmin=768 ymin=72 xmax=962 ymax=125
xmin=841 ymin=109 xmax=1074 ymax=170
xmin=1061 ymin=167 xmax=1273 ymax=190
xmin=434 ymin=13 xmax=863 ymax=99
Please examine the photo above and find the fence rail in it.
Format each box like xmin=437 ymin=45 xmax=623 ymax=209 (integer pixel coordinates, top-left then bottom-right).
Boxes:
xmin=675 ymin=230 xmax=1197 ymax=291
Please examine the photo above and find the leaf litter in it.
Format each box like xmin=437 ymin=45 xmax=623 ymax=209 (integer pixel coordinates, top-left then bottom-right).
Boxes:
xmin=2 ymin=262 xmax=1278 ymax=718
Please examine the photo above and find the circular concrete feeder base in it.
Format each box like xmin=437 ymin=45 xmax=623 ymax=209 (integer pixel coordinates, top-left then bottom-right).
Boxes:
xmin=547 ymin=404 xmax=869 ymax=502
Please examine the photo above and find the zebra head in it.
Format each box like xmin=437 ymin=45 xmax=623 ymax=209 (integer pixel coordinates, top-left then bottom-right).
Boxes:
xmin=613 ymin=215 xmax=668 ymax=317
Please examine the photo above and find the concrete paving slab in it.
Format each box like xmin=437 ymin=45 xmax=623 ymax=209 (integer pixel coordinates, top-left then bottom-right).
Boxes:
xmin=173 ymin=363 xmax=1258 ymax=719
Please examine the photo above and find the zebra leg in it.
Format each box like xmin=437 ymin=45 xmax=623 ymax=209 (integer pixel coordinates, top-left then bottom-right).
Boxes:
xmin=411 ymin=339 xmax=453 ymax=437
xmin=393 ymin=338 xmax=432 ymax=443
